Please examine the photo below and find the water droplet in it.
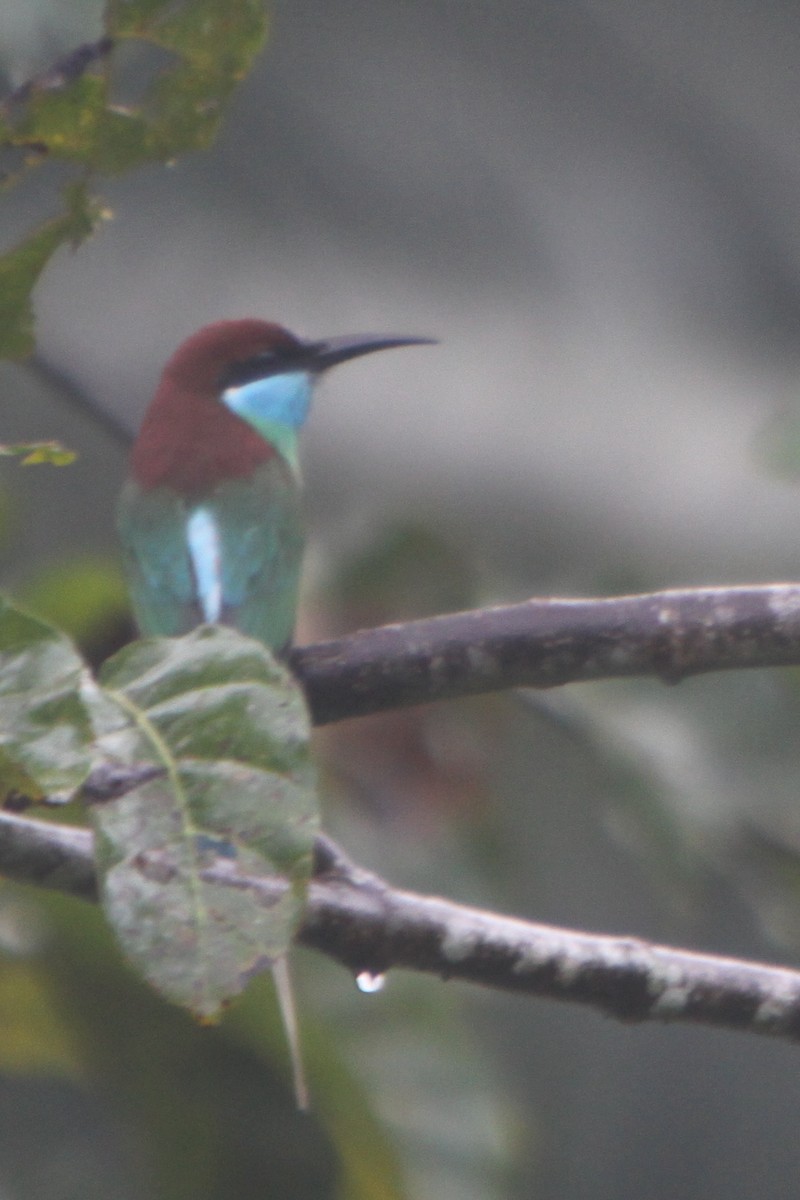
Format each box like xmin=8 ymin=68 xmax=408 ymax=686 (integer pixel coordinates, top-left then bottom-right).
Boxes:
xmin=356 ymin=971 xmax=386 ymax=994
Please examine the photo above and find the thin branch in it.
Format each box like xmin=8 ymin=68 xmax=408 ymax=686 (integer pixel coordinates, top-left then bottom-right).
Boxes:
xmin=0 ymin=811 xmax=96 ymax=900
xmin=291 ymin=583 xmax=800 ymax=724
xmin=27 ymin=355 xmax=134 ymax=450
xmin=2 ymin=37 xmax=114 ymax=113
xmin=3 ymin=809 xmax=800 ymax=1047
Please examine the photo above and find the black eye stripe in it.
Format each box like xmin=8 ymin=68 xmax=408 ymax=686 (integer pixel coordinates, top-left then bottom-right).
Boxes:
xmin=219 ymin=357 xmax=280 ymax=389
xmin=218 ymin=345 xmax=319 ymax=391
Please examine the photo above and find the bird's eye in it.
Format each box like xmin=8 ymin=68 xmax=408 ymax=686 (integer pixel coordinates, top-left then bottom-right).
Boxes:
xmin=218 ymin=355 xmax=278 ymax=390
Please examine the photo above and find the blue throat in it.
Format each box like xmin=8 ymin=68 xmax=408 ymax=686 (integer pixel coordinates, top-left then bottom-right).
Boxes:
xmin=222 ymin=371 xmax=312 ymax=432
xmin=221 ymin=371 xmax=313 ymax=473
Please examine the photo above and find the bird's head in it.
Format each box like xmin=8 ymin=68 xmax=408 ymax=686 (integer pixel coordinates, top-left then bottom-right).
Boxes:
xmin=132 ymin=318 xmax=434 ymax=491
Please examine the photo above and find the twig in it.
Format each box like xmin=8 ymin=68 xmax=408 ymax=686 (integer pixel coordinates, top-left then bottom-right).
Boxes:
xmin=291 ymin=583 xmax=800 ymax=724
xmin=1 ymin=37 xmax=114 ymax=113
xmin=2 ymin=809 xmax=800 ymax=1047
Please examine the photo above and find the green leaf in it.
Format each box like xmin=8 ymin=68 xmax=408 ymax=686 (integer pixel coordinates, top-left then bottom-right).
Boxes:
xmin=108 ymin=0 xmax=270 ymax=162
xmin=5 ymin=3 xmax=269 ymax=175
xmin=0 ymin=440 xmax=77 ymax=466
xmin=0 ymin=596 xmax=96 ymax=803
xmin=0 ymin=182 xmax=103 ymax=359
xmin=10 ymin=75 xmax=151 ymax=175
xmin=92 ymin=626 xmax=319 ymax=1019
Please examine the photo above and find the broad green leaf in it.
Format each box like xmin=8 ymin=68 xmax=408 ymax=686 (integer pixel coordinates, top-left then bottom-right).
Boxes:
xmin=0 ymin=596 xmax=95 ymax=802
xmin=92 ymin=626 xmax=319 ymax=1019
xmin=0 ymin=440 xmax=76 ymax=466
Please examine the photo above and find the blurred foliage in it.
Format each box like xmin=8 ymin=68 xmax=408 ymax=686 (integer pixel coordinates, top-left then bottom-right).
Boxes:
xmin=0 ymin=0 xmax=269 ymax=357
xmin=752 ymin=408 xmax=800 ymax=482
xmin=0 ymin=872 xmax=517 ymax=1200
xmin=18 ymin=555 xmax=132 ymax=666
xmin=292 ymin=955 xmax=520 ymax=1200
xmin=513 ymin=687 xmax=700 ymax=911
xmin=0 ymin=866 xmax=518 ymax=1200
xmin=311 ymin=520 xmax=519 ymax=1196
xmin=329 ymin=519 xmax=476 ymax=627
xmin=732 ymin=821 xmax=800 ymax=950
xmin=14 ymin=886 xmax=339 ymax=1200
xmin=314 ymin=520 xmax=502 ymax=837
xmin=315 ymin=520 xmax=511 ymax=893
xmin=0 ymin=438 xmax=76 ymax=465
xmin=0 ymin=909 xmax=83 ymax=1078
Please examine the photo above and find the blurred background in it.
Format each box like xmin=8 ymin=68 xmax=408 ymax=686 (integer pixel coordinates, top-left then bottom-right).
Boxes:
xmin=4 ymin=1 xmax=800 ymax=1197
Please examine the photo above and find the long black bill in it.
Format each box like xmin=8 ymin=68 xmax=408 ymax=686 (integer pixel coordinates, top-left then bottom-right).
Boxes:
xmin=220 ymin=333 xmax=437 ymax=391
xmin=306 ymin=334 xmax=437 ymax=372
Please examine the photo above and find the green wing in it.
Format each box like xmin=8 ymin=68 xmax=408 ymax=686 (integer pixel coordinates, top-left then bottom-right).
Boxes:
xmin=117 ymin=463 xmax=305 ymax=654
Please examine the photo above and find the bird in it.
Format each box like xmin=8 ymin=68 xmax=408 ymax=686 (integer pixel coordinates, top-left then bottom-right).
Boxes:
xmin=118 ymin=318 xmax=434 ymax=654
xmin=117 ymin=318 xmax=434 ymax=1106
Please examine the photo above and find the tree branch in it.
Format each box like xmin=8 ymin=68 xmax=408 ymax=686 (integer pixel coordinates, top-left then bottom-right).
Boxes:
xmin=4 ymin=809 xmax=800 ymax=1047
xmin=291 ymin=583 xmax=800 ymax=724
xmin=7 ymin=584 xmax=800 ymax=1045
